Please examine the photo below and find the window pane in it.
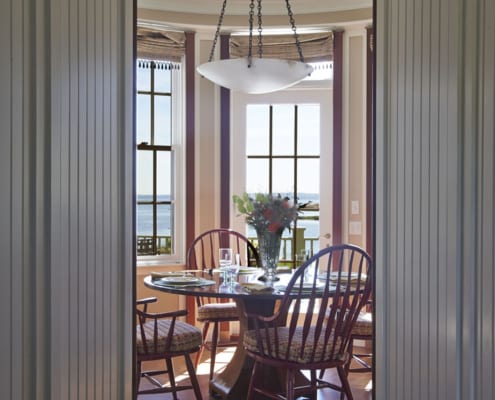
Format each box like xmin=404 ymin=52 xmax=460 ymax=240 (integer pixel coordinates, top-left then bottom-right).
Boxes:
xmin=136 ymin=63 xmax=151 ymax=91
xmin=272 ymin=104 xmax=294 ymax=155
xmin=297 ymin=158 xmax=320 ymax=255
xmin=155 ymin=67 xmax=171 ymax=92
xmin=297 ymin=159 xmax=320 ymax=199
xmin=247 ymin=159 xmax=269 ymax=193
xmin=137 ymin=151 xmax=153 ymax=195
xmin=154 ymin=96 xmax=171 ymax=145
xmin=298 ymin=104 xmax=320 ymax=155
xmin=136 ymin=94 xmax=151 ymax=144
xmin=156 ymin=204 xmax=172 ymax=254
xmin=272 ymin=158 xmax=294 ymax=196
xmin=156 ymin=151 xmax=171 ymax=196
xmin=136 ymin=203 xmax=153 ymax=236
xmin=246 ymin=104 xmax=269 ymax=155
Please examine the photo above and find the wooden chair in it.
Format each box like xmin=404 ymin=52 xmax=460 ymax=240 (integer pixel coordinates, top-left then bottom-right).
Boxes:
xmin=320 ymin=302 xmax=373 ymax=383
xmin=186 ymin=228 xmax=260 ymax=380
xmin=135 ymin=297 xmax=203 ymax=400
xmin=345 ymin=303 xmax=373 ymax=374
xmin=243 ymin=244 xmax=372 ymax=400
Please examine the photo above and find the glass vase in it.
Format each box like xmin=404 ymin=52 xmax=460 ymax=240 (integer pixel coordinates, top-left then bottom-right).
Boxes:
xmin=256 ymin=229 xmax=283 ymax=285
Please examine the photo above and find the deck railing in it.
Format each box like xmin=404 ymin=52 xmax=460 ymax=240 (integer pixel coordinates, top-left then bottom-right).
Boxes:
xmin=137 ymin=235 xmax=173 ymax=255
xmin=137 ymin=234 xmax=319 ymax=263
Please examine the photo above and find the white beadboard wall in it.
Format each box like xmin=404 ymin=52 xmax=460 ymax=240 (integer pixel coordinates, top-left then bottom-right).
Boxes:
xmin=0 ymin=0 xmax=134 ymax=399
xmin=375 ymin=0 xmax=495 ymax=399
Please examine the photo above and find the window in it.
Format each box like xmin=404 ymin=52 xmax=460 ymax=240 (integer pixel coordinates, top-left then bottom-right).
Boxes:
xmin=245 ymin=103 xmax=321 ymax=264
xmin=136 ymin=60 xmax=184 ymax=260
xmin=232 ymin=80 xmax=332 ymax=266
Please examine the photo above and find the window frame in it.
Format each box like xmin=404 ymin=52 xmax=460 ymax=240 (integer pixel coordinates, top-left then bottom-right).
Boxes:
xmin=231 ymin=86 xmax=333 ymax=263
xmin=136 ymin=59 xmax=185 ymax=265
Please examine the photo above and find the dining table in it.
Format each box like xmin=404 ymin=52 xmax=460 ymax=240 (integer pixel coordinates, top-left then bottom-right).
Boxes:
xmin=144 ymin=267 xmax=312 ymax=400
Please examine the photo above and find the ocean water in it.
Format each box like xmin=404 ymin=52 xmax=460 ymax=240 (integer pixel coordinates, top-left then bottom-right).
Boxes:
xmin=136 ymin=193 xmax=320 ymax=239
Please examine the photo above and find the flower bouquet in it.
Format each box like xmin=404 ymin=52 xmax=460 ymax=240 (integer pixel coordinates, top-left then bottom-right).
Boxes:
xmin=233 ymin=193 xmax=298 ymax=283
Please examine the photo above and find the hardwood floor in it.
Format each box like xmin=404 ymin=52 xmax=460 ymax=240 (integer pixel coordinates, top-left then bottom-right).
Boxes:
xmin=137 ymin=347 xmax=372 ymax=400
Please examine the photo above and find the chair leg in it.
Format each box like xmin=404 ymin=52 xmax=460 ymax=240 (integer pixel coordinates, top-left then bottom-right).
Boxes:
xmin=184 ymin=353 xmax=203 ymax=400
xmin=209 ymin=322 xmax=220 ymax=380
xmin=246 ymin=361 xmax=259 ymax=400
xmin=286 ymin=369 xmax=295 ymax=400
xmin=345 ymin=337 xmax=355 ymax=376
xmin=165 ymin=358 xmax=178 ymax=400
xmin=337 ymin=365 xmax=354 ymax=400
xmin=347 ymin=335 xmax=373 ymax=373
xmin=195 ymin=321 xmax=210 ymax=368
xmin=135 ymin=361 xmax=142 ymax=399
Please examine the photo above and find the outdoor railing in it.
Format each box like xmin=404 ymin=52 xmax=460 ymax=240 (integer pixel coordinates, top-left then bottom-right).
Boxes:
xmin=137 ymin=235 xmax=172 ymax=255
xmin=137 ymin=234 xmax=319 ymax=262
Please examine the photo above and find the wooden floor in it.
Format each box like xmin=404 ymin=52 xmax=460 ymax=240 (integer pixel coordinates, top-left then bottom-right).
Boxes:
xmin=137 ymin=347 xmax=372 ymax=400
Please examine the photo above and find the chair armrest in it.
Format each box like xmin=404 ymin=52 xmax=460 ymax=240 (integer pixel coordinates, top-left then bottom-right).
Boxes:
xmin=137 ymin=297 xmax=157 ymax=306
xmin=137 ymin=308 xmax=188 ymax=320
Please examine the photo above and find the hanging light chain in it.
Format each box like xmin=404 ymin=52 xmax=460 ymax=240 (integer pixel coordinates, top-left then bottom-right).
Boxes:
xmin=248 ymin=0 xmax=255 ymax=65
xmin=206 ymin=0 xmax=306 ymax=69
xmin=257 ymin=0 xmax=263 ymax=59
xmin=208 ymin=0 xmax=228 ymax=62
xmin=285 ymin=0 xmax=304 ymax=62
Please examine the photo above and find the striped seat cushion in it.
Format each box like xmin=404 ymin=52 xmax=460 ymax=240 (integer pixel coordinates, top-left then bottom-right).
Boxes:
xmin=244 ymin=326 xmax=344 ymax=364
xmin=351 ymin=312 xmax=372 ymax=336
xmin=197 ymin=302 xmax=238 ymax=321
xmin=136 ymin=320 xmax=202 ymax=355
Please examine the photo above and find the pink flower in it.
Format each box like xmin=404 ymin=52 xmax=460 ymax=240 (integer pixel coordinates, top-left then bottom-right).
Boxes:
xmin=233 ymin=192 xmax=299 ymax=234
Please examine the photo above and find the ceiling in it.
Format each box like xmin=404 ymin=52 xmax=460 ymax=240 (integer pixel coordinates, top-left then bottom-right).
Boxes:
xmin=139 ymin=0 xmax=371 ymax=16
xmin=137 ymin=0 xmax=373 ymax=32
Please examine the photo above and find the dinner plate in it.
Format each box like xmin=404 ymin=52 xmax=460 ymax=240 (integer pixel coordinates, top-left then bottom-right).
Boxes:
xmin=300 ymin=282 xmax=325 ymax=291
xmin=318 ymin=272 xmax=366 ymax=282
xmin=151 ymin=271 xmax=190 ymax=279
xmin=274 ymin=282 xmax=325 ymax=292
xmin=160 ymin=276 xmax=200 ymax=285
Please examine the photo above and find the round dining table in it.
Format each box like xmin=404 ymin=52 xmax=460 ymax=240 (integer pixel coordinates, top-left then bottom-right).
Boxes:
xmin=143 ymin=269 xmax=308 ymax=400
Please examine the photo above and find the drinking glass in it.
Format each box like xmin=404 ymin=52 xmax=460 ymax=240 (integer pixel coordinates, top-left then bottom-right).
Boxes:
xmin=219 ymin=248 xmax=233 ymax=288
xmin=226 ymin=253 xmax=241 ymax=289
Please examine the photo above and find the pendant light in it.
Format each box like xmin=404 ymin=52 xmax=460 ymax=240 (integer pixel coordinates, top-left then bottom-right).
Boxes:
xmin=197 ymin=0 xmax=314 ymax=94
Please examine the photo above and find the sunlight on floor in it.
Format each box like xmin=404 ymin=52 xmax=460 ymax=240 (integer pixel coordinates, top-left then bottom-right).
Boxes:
xmin=138 ymin=347 xmax=372 ymax=400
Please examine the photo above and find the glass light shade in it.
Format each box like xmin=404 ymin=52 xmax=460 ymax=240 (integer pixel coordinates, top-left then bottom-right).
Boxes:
xmin=197 ymin=58 xmax=314 ymax=94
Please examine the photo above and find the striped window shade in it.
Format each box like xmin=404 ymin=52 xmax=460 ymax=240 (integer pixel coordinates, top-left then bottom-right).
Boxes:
xmin=137 ymin=26 xmax=186 ymax=63
xmin=229 ymin=32 xmax=333 ymax=63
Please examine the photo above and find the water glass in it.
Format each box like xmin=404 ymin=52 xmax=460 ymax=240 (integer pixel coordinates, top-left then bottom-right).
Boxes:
xmin=219 ymin=248 xmax=233 ymax=287
xmin=226 ymin=258 xmax=240 ymax=289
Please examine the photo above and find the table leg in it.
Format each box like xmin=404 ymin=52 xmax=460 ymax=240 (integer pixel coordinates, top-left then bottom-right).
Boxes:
xmin=209 ymin=297 xmax=275 ymax=399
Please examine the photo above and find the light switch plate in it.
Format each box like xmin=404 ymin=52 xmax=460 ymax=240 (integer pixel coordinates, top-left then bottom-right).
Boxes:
xmin=349 ymin=221 xmax=362 ymax=235
xmin=351 ymin=200 xmax=359 ymax=215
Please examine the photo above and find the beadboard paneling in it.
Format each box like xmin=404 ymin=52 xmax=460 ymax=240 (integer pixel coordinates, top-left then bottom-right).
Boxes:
xmin=0 ymin=0 xmax=134 ymax=399
xmin=375 ymin=0 xmax=495 ymax=399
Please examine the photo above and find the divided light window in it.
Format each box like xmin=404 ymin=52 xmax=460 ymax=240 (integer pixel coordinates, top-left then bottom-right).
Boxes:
xmin=136 ymin=60 xmax=175 ymax=256
xmin=246 ymin=104 xmax=321 ymax=264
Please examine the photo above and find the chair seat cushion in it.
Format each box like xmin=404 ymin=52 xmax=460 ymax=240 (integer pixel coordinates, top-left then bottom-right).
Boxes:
xmin=244 ymin=326 xmax=343 ymax=364
xmin=136 ymin=320 xmax=202 ymax=355
xmin=351 ymin=312 xmax=372 ymax=336
xmin=197 ymin=302 xmax=238 ymax=321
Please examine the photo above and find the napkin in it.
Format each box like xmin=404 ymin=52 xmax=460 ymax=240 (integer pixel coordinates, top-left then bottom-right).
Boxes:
xmin=241 ymin=283 xmax=274 ymax=294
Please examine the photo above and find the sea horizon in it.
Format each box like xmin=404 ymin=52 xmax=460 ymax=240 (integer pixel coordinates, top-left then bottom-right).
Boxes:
xmin=136 ymin=192 xmax=320 ymax=239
